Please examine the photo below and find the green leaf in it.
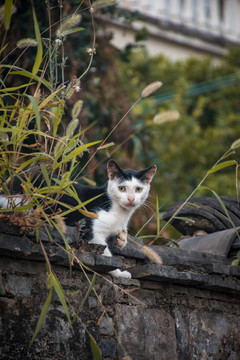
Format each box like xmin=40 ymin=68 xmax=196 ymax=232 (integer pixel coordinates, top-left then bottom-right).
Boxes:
xmin=186 ymin=202 xmax=200 ymax=209
xmin=4 ymin=0 xmax=13 ymax=30
xmin=51 ymin=273 xmax=72 ymax=329
xmin=0 ymin=43 xmax=8 ymax=56
xmin=97 ymin=142 xmax=115 ymax=150
xmin=31 ymin=2 xmax=43 ymax=75
xmin=19 ymin=155 xmax=53 ymax=170
xmin=9 ymin=70 xmax=51 ymax=89
xmin=89 ymin=333 xmax=102 ymax=360
xmin=174 ymin=216 xmax=195 ymax=223
xmin=73 ymin=274 xmax=96 ymax=323
xmin=0 ymin=83 xmax=35 ymax=92
xmin=27 ymin=95 xmax=40 ymax=131
xmin=30 ymin=286 xmax=53 ymax=346
xmin=81 ymin=274 xmax=96 ymax=308
xmin=40 ymin=164 xmax=51 ymax=188
xmin=209 ymin=189 xmax=239 ymax=235
xmin=38 ymin=87 xmax=64 ymax=110
xmin=199 ymin=186 xmax=240 ymax=239
xmin=198 ymin=185 xmax=209 ymax=191
xmin=232 ymin=259 xmax=239 ymax=266
xmin=169 ymin=238 xmax=180 ymax=247
xmin=156 ymin=196 xmax=160 ymax=234
xmin=52 ymin=102 xmax=64 ymax=136
xmin=207 ymin=160 xmax=236 ymax=174
xmin=62 ymin=27 xmax=84 ymax=36
xmin=54 ymin=141 xmax=100 ymax=169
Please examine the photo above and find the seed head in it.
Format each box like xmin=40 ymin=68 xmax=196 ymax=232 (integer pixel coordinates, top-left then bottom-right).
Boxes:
xmin=92 ymin=0 xmax=117 ymax=9
xmin=142 ymin=246 xmax=163 ymax=264
xmin=66 ymin=118 xmax=79 ymax=139
xmin=56 ymin=14 xmax=82 ymax=38
xmin=72 ymin=100 xmax=83 ymax=119
xmin=141 ymin=81 xmax=163 ymax=98
xmin=153 ymin=110 xmax=180 ymax=124
xmin=65 ymin=78 xmax=81 ymax=100
xmin=55 ymin=215 xmax=67 ymax=234
xmin=231 ymin=138 xmax=240 ymax=150
xmin=17 ymin=38 xmax=38 ymax=49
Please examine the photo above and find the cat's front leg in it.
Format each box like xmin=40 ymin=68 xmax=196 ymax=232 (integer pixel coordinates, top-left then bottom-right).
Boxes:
xmin=116 ymin=229 xmax=127 ymax=249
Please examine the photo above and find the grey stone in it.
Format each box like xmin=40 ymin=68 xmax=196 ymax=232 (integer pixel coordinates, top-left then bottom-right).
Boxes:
xmin=78 ymin=251 xmax=95 ymax=267
xmin=129 ymin=264 xmax=179 ymax=281
xmin=179 ymin=228 xmax=239 ymax=257
xmin=0 ymin=234 xmax=32 ymax=257
xmin=178 ymin=271 xmax=208 ymax=285
xmin=27 ymin=225 xmax=77 ymax=246
xmin=88 ymin=296 xmax=98 ymax=308
xmin=0 ymin=273 xmax=6 ymax=295
xmin=110 ymin=235 xmax=145 ymax=259
xmin=174 ymin=309 xmax=189 ymax=358
xmin=116 ymin=304 xmax=177 ymax=359
xmin=0 ymin=223 xmax=22 ymax=236
xmin=94 ymin=254 xmax=122 ymax=272
xmin=112 ymin=277 xmax=140 ymax=287
xmin=98 ymin=338 xmax=116 ymax=357
xmin=99 ymin=316 xmax=114 ymax=335
xmin=6 ymin=274 xmax=32 ymax=296
xmin=148 ymin=244 xmax=227 ymax=267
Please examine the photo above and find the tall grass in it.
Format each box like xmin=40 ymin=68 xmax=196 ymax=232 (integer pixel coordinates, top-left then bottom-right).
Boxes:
xmin=0 ymin=1 xmax=163 ymax=357
xmin=0 ymin=1 xmax=114 ymax=356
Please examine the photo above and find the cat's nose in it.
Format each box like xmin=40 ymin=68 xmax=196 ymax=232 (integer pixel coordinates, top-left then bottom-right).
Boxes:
xmin=128 ymin=196 xmax=135 ymax=203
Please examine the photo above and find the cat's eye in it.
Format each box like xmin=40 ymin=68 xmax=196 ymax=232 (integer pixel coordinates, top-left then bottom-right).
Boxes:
xmin=135 ymin=187 xmax=143 ymax=193
xmin=118 ymin=186 xmax=126 ymax=192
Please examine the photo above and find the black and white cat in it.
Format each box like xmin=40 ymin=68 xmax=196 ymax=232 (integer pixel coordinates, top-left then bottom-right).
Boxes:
xmin=0 ymin=160 xmax=157 ymax=278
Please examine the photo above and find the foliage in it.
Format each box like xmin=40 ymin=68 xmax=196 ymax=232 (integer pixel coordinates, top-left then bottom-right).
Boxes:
xmin=0 ymin=0 xmax=122 ymax=356
xmin=116 ymin=49 xmax=240 ymax=208
xmin=0 ymin=1 xmax=163 ymax=355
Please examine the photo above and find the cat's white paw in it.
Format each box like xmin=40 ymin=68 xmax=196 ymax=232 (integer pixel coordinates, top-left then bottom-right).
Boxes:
xmin=109 ymin=268 xmax=132 ymax=279
xmin=116 ymin=229 xmax=127 ymax=249
xmin=103 ymin=246 xmax=112 ymax=257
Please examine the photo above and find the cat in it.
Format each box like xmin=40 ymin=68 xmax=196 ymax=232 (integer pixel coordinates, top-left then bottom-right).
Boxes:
xmin=0 ymin=160 xmax=157 ymax=278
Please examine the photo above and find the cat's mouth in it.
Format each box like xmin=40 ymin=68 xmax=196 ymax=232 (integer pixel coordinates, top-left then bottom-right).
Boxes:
xmin=125 ymin=202 xmax=136 ymax=209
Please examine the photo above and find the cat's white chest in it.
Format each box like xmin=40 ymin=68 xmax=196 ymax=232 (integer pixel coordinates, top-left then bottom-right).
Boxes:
xmin=93 ymin=206 xmax=131 ymax=238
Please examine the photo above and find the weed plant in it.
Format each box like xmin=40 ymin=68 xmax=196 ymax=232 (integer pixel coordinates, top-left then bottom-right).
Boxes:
xmin=0 ymin=1 xmax=163 ymax=357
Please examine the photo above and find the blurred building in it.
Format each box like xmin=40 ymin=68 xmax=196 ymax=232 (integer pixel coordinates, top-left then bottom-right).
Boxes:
xmin=100 ymin=0 xmax=240 ymax=61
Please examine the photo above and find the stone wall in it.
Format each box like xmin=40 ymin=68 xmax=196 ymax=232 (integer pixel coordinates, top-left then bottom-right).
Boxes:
xmin=1 ymin=223 xmax=240 ymax=360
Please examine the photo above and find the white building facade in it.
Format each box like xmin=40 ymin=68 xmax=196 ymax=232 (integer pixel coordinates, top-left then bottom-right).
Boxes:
xmin=101 ymin=0 xmax=240 ymax=60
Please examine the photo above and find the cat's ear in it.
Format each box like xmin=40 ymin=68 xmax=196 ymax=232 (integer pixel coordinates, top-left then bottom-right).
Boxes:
xmin=107 ymin=160 xmax=123 ymax=180
xmin=140 ymin=165 xmax=157 ymax=184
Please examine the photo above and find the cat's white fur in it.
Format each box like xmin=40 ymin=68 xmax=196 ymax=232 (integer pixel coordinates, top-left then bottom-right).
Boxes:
xmin=0 ymin=196 xmax=26 ymax=208
xmin=89 ymin=176 xmax=153 ymax=278
xmin=0 ymin=162 xmax=156 ymax=279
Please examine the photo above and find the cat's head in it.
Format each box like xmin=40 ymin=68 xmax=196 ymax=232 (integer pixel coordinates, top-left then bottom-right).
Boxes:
xmin=107 ymin=160 xmax=157 ymax=211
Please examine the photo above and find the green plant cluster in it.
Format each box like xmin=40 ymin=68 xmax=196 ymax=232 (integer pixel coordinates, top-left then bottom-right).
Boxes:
xmin=116 ymin=49 xmax=240 ymax=206
xmin=0 ymin=1 xmax=120 ymax=357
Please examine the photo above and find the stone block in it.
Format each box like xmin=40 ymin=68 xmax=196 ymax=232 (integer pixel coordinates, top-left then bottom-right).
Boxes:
xmin=94 ymin=254 xmax=123 ymax=272
xmin=98 ymin=338 xmax=116 ymax=357
xmin=116 ymin=304 xmax=177 ymax=359
xmin=0 ymin=273 xmax=6 ymax=295
xmin=0 ymin=234 xmax=32 ymax=257
xmin=129 ymin=264 xmax=179 ymax=281
xmin=78 ymin=251 xmax=95 ymax=267
xmin=6 ymin=274 xmax=32 ymax=296
xmin=109 ymin=235 xmax=145 ymax=259
xmin=99 ymin=316 xmax=114 ymax=335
